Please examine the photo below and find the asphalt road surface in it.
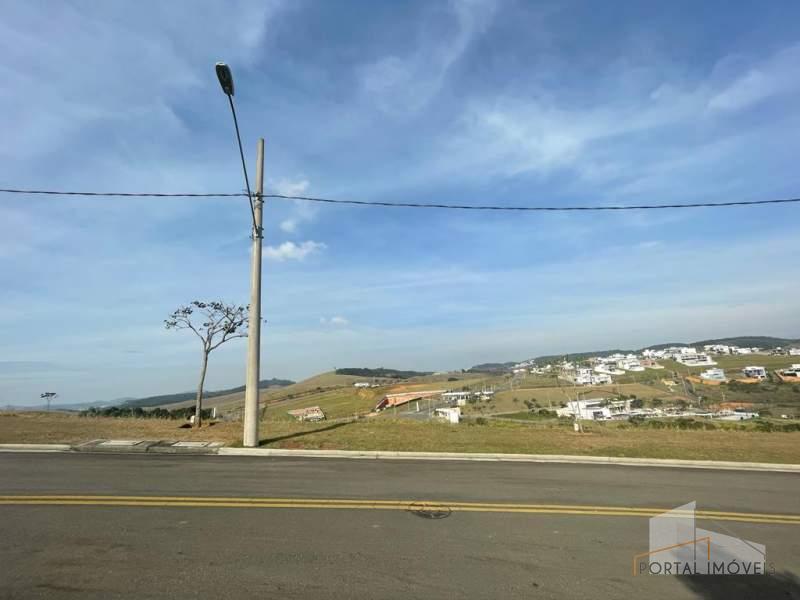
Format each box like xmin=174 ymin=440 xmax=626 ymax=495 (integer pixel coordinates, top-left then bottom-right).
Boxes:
xmin=0 ymin=453 xmax=798 ymax=599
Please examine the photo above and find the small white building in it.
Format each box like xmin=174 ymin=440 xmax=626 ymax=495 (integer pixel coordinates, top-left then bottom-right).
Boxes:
xmin=742 ymin=366 xmax=767 ymax=380
xmin=434 ymin=406 xmax=460 ymax=424
xmin=353 ymin=382 xmax=371 ymax=388
xmin=789 ymin=348 xmax=800 ymax=356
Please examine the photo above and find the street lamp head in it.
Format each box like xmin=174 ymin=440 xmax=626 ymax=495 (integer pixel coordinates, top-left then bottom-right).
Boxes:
xmin=215 ymin=62 xmax=234 ymax=96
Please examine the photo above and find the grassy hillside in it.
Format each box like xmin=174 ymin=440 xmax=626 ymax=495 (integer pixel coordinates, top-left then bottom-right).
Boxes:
xmin=175 ymin=371 xmax=507 ymax=420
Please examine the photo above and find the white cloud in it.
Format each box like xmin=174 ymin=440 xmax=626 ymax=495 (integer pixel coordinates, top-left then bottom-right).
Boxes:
xmin=424 ymin=41 xmax=800 ymax=186
xmin=271 ymin=179 xmax=317 ymax=234
xmin=707 ymin=43 xmax=800 ymax=112
xmin=358 ymin=0 xmax=496 ymax=113
xmin=320 ymin=316 xmax=349 ymax=326
xmin=273 ymin=179 xmax=310 ymax=196
xmin=263 ymin=240 xmax=325 ymax=261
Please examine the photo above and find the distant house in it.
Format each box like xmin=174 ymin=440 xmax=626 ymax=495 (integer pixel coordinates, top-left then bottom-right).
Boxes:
xmin=780 ymin=365 xmax=800 ymax=379
xmin=353 ymin=382 xmax=371 ymax=388
xmin=287 ymin=406 xmax=325 ymax=422
xmin=574 ymin=368 xmax=593 ymax=385
xmin=557 ymin=399 xmax=631 ymax=421
xmin=704 ymin=344 xmax=732 ymax=354
xmin=789 ymin=348 xmax=800 ymax=356
xmin=699 ymin=368 xmax=727 ymax=382
xmin=676 ymin=353 xmax=716 ymax=367
xmin=741 ymin=366 xmax=767 ymax=380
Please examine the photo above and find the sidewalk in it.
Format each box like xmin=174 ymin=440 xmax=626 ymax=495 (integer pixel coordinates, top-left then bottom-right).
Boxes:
xmin=1 ymin=441 xmax=798 ymax=472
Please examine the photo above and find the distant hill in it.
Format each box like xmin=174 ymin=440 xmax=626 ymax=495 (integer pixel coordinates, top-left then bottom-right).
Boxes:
xmin=122 ymin=378 xmax=294 ymax=408
xmin=334 ymin=368 xmax=432 ymax=379
xmin=467 ymin=362 xmax=516 ymax=373
xmin=691 ymin=336 xmax=799 ymax=349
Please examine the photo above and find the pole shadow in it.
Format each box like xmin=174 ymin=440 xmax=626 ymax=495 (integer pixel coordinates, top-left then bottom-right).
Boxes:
xmin=679 ymin=570 xmax=800 ymax=599
xmin=258 ymin=420 xmax=353 ymax=446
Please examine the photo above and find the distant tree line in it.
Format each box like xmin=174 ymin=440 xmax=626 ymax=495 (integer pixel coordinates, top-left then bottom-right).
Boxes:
xmin=81 ymin=406 xmax=213 ymax=420
xmin=121 ymin=378 xmax=295 ymax=408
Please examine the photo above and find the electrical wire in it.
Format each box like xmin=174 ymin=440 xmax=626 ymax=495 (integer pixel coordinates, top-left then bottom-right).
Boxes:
xmin=1 ymin=188 xmax=799 ymax=211
xmin=263 ymin=194 xmax=800 ymax=211
xmin=225 ymin=95 xmax=257 ymax=229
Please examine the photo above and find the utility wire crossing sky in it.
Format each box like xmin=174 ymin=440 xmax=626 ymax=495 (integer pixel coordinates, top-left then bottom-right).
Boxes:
xmin=1 ymin=188 xmax=799 ymax=212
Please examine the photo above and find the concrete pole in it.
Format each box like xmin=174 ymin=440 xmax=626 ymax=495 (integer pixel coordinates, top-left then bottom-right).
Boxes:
xmin=243 ymin=138 xmax=264 ymax=448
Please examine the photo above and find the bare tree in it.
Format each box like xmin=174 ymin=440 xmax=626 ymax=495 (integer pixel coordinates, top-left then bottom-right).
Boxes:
xmin=165 ymin=301 xmax=248 ymax=427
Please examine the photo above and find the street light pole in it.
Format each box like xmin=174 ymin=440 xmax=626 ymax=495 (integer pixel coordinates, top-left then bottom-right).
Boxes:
xmin=216 ymin=61 xmax=263 ymax=447
xmin=243 ymin=139 xmax=264 ymax=448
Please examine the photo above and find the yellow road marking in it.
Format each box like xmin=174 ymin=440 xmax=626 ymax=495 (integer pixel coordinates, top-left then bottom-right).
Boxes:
xmin=0 ymin=496 xmax=797 ymax=524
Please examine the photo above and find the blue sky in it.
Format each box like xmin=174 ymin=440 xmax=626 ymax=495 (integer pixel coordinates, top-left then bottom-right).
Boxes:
xmin=1 ymin=0 xmax=799 ymax=405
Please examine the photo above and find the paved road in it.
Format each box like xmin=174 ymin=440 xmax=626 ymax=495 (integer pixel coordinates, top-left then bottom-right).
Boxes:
xmin=0 ymin=453 xmax=798 ymax=599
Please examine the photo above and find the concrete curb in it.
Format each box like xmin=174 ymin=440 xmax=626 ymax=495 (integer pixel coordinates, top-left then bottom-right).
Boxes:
xmin=0 ymin=443 xmax=797 ymax=473
xmin=0 ymin=443 xmax=71 ymax=453
xmin=218 ymin=448 xmax=800 ymax=473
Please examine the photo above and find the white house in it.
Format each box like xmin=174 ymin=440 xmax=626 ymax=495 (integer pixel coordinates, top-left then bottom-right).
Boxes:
xmin=617 ymin=356 xmax=645 ymax=372
xmin=594 ymin=364 xmax=625 ymax=376
xmin=781 ymin=365 xmax=800 ymax=378
xmin=704 ymin=344 xmax=732 ymax=354
xmin=789 ymin=348 xmax=800 ymax=356
xmin=574 ymin=368 xmax=593 ymax=385
xmin=676 ymin=353 xmax=716 ymax=367
xmin=742 ymin=366 xmax=767 ymax=380
xmin=557 ymin=399 xmax=631 ymax=420
xmin=700 ymin=368 xmax=727 ymax=382
xmin=591 ymin=373 xmax=613 ymax=385
xmin=353 ymin=382 xmax=371 ymax=388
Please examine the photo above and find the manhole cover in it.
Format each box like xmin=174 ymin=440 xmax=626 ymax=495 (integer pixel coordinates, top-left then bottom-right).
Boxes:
xmin=407 ymin=502 xmax=452 ymax=519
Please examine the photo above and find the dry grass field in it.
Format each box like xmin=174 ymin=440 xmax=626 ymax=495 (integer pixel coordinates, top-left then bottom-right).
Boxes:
xmin=2 ymin=412 xmax=799 ymax=464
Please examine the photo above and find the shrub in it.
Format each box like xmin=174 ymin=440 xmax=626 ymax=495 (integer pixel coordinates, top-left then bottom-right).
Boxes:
xmin=754 ymin=420 xmax=775 ymax=432
xmin=475 ymin=417 xmax=488 ymax=425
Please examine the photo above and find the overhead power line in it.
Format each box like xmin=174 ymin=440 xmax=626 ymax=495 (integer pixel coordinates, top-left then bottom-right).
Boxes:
xmin=263 ymin=193 xmax=800 ymax=211
xmin=1 ymin=187 xmax=799 ymax=211
xmin=0 ymin=188 xmax=245 ymax=198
